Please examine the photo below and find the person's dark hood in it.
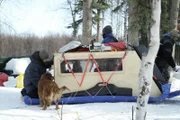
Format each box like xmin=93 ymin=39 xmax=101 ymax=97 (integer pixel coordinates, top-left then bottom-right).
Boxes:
xmin=30 ymin=51 xmax=43 ymax=64
xmin=103 ymin=33 xmax=113 ymax=39
xmin=162 ymin=33 xmax=175 ymax=44
xmin=162 ymin=33 xmax=172 ymax=39
xmin=103 ymin=25 xmax=112 ymax=35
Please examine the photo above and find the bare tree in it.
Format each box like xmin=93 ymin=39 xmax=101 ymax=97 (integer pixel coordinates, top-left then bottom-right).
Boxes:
xmin=66 ymin=0 xmax=80 ymax=37
xmin=82 ymin=0 xmax=93 ymax=45
xmin=0 ymin=0 xmax=24 ymax=34
xmin=96 ymin=4 xmax=101 ymax=42
xmin=135 ymin=0 xmax=161 ymax=120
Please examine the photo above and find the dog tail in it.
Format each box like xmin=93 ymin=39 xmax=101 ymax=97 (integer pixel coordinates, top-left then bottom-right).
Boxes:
xmin=60 ymin=86 xmax=70 ymax=92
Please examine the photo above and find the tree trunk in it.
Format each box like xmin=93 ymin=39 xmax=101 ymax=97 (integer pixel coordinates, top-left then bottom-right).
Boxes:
xmin=128 ymin=0 xmax=139 ymax=46
xmin=160 ymin=0 xmax=171 ymax=34
xmin=67 ymin=0 xmax=78 ymax=37
xmin=82 ymin=0 xmax=93 ymax=45
xmin=123 ymin=1 xmax=128 ymax=43
xmin=171 ymin=0 xmax=180 ymax=65
xmin=96 ymin=9 xmax=101 ymax=42
xmin=170 ymin=0 xmax=180 ymax=29
xmin=110 ymin=0 xmax=114 ymax=27
xmin=135 ymin=0 xmax=161 ymax=120
xmin=116 ymin=0 xmax=120 ymax=39
xmin=102 ymin=11 xmax=105 ymax=30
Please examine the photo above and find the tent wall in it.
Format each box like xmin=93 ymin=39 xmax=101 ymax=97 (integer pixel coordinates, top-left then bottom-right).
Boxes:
xmin=54 ymin=51 xmax=161 ymax=97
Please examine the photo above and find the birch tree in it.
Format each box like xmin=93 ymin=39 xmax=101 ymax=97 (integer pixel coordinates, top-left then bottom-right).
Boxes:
xmin=136 ymin=0 xmax=161 ymax=120
xmin=82 ymin=0 xmax=93 ymax=45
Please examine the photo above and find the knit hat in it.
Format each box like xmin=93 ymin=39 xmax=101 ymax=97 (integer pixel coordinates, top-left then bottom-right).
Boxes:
xmin=103 ymin=25 xmax=112 ymax=34
xmin=39 ymin=50 xmax=49 ymax=60
xmin=169 ymin=29 xmax=180 ymax=39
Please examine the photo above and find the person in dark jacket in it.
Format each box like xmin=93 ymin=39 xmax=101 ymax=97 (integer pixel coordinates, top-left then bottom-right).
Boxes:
xmin=96 ymin=25 xmax=119 ymax=72
xmin=101 ymin=25 xmax=118 ymax=44
xmin=21 ymin=50 xmax=53 ymax=98
xmin=155 ymin=29 xmax=180 ymax=83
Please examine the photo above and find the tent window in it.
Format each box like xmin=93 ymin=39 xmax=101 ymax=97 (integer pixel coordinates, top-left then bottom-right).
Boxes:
xmin=60 ymin=58 xmax=123 ymax=73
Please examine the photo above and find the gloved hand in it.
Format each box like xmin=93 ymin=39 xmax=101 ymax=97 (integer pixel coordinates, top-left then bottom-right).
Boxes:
xmin=172 ymin=67 xmax=177 ymax=72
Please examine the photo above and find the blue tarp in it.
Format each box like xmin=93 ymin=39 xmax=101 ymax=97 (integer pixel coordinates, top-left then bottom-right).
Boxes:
xmin=167 ymin=90 xmax=180 ymax=98
xmin=24 ymin=84 xmax=175 ymax=105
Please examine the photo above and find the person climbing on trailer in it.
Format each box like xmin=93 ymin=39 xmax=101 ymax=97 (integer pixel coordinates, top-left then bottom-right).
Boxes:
xmin=155 ymin=29 xmax=180 ymax=84
xmin=101 ymin=25 xmax=118 ymax=44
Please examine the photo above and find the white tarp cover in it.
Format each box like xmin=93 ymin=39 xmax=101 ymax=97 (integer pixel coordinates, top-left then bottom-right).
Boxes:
xmin=5 ymin=58 xmax=30 ymax=75
xmin=58 ymin=41 xmax=81 ymax=52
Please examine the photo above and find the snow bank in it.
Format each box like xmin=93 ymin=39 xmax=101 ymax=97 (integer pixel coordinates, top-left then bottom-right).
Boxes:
xmin=170 ymin=71 xmax=180 ymax=92
xmin=3 ymin=76 xmax=16 ymax=87
xmin=5 ymin=58 xmax=30 ymax=75
xmin=173 ymin=72 xmax=180 ymax=80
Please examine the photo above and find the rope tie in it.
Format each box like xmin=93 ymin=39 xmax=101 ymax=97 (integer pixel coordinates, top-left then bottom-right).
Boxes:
xmin=62 ymin=51 xmax=127 ymax=98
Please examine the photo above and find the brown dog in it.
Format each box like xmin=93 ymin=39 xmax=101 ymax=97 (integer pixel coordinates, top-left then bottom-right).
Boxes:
xmin=38 ymin=72 xmax=70 ymax=110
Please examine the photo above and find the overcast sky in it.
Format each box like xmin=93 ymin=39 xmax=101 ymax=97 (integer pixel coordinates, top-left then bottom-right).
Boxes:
xmin=1 ymin=0 xmax=73 ymax=37
xmin=1 ymin=0 xmax=124 ymax=38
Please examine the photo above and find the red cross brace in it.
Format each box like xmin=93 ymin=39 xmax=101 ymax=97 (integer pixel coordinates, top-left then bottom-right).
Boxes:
xmin=62 ymin=52 xmax=126 ymax=87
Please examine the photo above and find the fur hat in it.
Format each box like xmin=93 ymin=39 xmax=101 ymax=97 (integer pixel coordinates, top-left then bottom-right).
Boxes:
xmin=39 ymin=50 xmax=49 ymax=60
xmin=169 ymin=29 xmax=180 ymax=39
xmin=103 ymin=25 xmax=112 ymax=34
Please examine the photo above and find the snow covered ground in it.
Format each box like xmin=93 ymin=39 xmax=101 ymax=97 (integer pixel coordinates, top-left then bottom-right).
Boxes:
xmin=1 ymin=58 xmax=180 ymax=120
xmin=1 ymin=87 xmax=180 ymax=120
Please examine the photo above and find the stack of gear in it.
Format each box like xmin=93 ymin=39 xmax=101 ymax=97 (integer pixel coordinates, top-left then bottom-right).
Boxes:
xmin=0 ymin=72 xmax=8 ymax=86
xmin=89 ymin=41 xmax=111 ymax=52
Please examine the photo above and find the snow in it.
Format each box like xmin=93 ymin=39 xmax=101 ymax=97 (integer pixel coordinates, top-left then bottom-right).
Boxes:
xmin=1 ymin=58 xmax=180 ymax=120
xmin=1 ymin=87 xmax=180 ymax=120
xmin=3 ymin=76 xmax=16 ymax=87
xmin=4 ymin=58 xmax=30 ymax=75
